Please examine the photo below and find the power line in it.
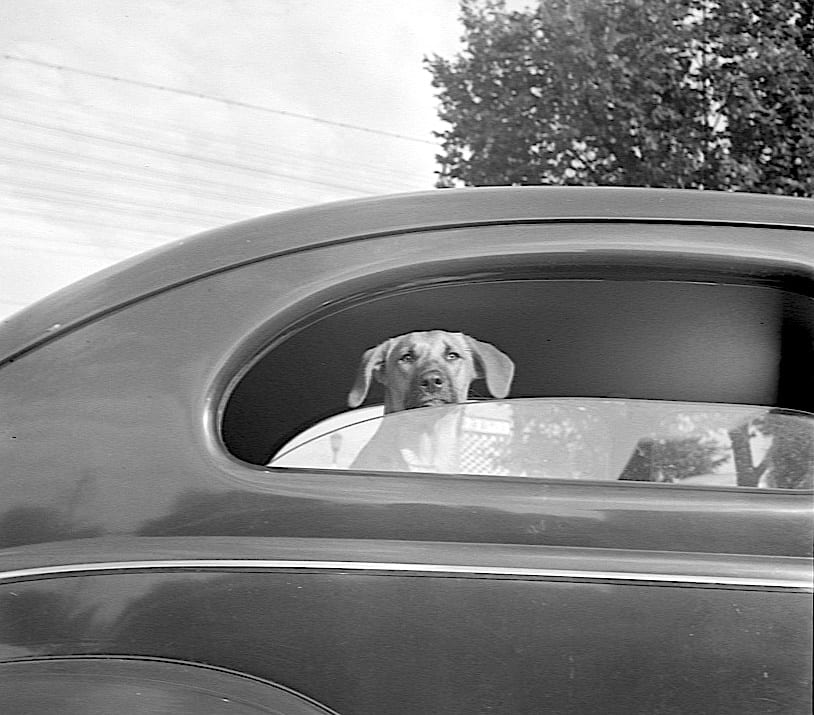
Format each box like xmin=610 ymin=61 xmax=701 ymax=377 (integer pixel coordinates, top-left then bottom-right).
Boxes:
xmin=0 ymin=82 xmax=432 ymax=186
xmin=0 ymin=113 xmax=378 ymax=195
xmin=0 ymin=102 xmax=431 ymax=194
xmin=1 ymin=179 xmax=244 ymax=223
xmin=2 ymin=53 xmax=437 ymax=146
xmin=2 ymin=146 xmax=326 ymax=208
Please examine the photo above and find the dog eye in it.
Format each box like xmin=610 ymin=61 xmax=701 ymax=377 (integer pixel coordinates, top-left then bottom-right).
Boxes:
xmin=400 ymin=353 xmax=414 ymax=363
xmin=446 ymin=351 xmax=461 ymax=360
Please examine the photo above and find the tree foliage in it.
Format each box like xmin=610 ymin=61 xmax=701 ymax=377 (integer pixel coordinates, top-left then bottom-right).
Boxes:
xmin=426 ymin=0 xmax=814 ymax=195
xmin=618 ymin=435 xmax=730 ymax=482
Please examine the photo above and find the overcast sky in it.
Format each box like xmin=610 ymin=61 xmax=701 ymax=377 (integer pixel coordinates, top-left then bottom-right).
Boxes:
xmin=0 ymin=0 xmax=505 ymax=320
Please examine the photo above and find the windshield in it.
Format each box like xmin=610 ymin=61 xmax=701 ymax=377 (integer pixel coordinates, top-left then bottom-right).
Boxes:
xmin=269 ymin=399 xmax=814 ymax=489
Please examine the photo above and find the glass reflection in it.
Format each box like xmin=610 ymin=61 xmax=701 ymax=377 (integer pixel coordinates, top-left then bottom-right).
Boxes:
xmin=269 ymin=399 xmax=814 ymax=489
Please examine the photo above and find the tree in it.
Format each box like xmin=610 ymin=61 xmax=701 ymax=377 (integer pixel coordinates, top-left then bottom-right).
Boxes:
xmin=492 ymin=402 xmax=734 ymax=481
xmin=617 ymin=434 xmax=730 ymax=482
xmin=426 ymin=0 xmax=814 ymax=195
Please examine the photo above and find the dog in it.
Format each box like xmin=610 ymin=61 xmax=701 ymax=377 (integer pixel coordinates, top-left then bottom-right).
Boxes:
xmin=346 ymin=330 xmax=514 ymax=471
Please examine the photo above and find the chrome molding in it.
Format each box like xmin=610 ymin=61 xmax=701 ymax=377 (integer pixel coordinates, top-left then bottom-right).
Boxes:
xmin=0 ymin=559 xmax=810 ymax=590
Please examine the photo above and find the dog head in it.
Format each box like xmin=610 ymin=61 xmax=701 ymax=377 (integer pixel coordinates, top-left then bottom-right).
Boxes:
xmin=347 ymin=330 xmax=515 ymax=413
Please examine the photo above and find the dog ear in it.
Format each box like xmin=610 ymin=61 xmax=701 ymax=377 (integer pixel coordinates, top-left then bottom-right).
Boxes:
xmin=347 ymin=340 xmax=392 ymax=408
xmin=465 ymin=336 xmax=515 ymax=399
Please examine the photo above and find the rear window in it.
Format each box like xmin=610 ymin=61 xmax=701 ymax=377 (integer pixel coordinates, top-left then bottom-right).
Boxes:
xmin=222 ymin=270 xmax=814 ymax=490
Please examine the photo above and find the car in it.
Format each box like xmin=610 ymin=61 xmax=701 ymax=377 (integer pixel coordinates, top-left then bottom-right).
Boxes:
xmin=0 ymin=186 xmax=812 ymax=714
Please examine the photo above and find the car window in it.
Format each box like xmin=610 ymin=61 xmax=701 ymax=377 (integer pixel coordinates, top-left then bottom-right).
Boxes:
xmin=222 ymin=273 xmax=814 ymax=469
xmin=269 ymin=398 xmax=814 ymax=489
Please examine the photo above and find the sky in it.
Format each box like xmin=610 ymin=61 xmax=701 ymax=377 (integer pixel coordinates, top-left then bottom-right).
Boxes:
xmin=0 ymin=0 xmax=511 ymax=320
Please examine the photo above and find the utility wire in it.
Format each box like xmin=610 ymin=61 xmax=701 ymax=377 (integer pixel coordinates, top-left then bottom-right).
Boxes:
xmin=0 ymin=111 xmax=429 ymax=194
xmin=0 ymin=113 xmax=377 ymax=194
xmin=3 ymin=182 xmax=243 ymax=223
xmin=2 ymin=145 xmax=330 ymax=207
xmin=1 ymin=82 xmax=433 ymax=185
xmin=2 ymin=53 xmax=437 ymax=146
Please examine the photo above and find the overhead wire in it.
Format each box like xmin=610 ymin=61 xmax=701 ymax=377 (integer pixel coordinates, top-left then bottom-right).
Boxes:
xmin=0 ymin=83 xmax=434 ymax=191
xmin=1 ymin=180 xmax=245 ymax=224
xmin=2 ymin=146 xmax=318 ymax=210
xmin=2 ymin=54 xmax=437 ymax=146
xmin=0 ymin=61 xmax=438 ymax=243
xmin=0 ymin=113 xmax=383 ymax=195
xmin=0 ymin=53 xmax=442 ymax=315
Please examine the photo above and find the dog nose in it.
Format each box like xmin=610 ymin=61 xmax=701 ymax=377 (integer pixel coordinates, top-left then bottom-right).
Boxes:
xmin=420 ymin=370 xmax=447 ymax=393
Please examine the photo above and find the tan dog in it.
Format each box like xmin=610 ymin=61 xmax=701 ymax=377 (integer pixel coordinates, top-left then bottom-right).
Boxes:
xmin=347 ymin=331 xmax=514 ymax=471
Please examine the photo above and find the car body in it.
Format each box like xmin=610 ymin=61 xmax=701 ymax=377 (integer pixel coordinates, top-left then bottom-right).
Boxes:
xmin=0 ymin=186 xmax=812 ymax=714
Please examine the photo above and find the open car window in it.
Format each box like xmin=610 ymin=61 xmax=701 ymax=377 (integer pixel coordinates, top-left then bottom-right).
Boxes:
xmin=269 ymin=398 xmax=814 ymax=489
xmin=223 ymin=275 xmax=814 ymax=467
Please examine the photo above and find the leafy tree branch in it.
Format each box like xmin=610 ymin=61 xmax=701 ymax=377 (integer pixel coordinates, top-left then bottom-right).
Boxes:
xmin=426 ymin=0 xmax=814 ymax=195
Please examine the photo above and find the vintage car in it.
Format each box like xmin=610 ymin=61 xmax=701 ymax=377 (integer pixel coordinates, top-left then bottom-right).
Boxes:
xmin=0 ymin=186 xmax=812 ymax=714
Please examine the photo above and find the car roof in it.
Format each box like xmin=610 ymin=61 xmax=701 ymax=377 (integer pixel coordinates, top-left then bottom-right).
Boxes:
xmin=2 ymin=186 xmax=813 ymax=364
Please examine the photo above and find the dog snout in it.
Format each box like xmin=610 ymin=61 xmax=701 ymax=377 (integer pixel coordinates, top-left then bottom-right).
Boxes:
xmin=419 ymin=369 xmax=447 ymax=393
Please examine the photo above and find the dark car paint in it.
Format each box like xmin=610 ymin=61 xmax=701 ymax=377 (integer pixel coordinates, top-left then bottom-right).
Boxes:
xmin=0 ymin=188 xmax=812 ymax=713
xmin=0 ymin=658 xmax=340 ymax=714
xmin=1 ymin=568 xmax=810 ymax=714
xmin=0 ymin=539 xmax=811 ymax=713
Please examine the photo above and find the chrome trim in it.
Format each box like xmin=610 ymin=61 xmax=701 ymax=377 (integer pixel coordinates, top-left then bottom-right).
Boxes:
xmin=0 ymin=560 xmax=810 ymax=590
